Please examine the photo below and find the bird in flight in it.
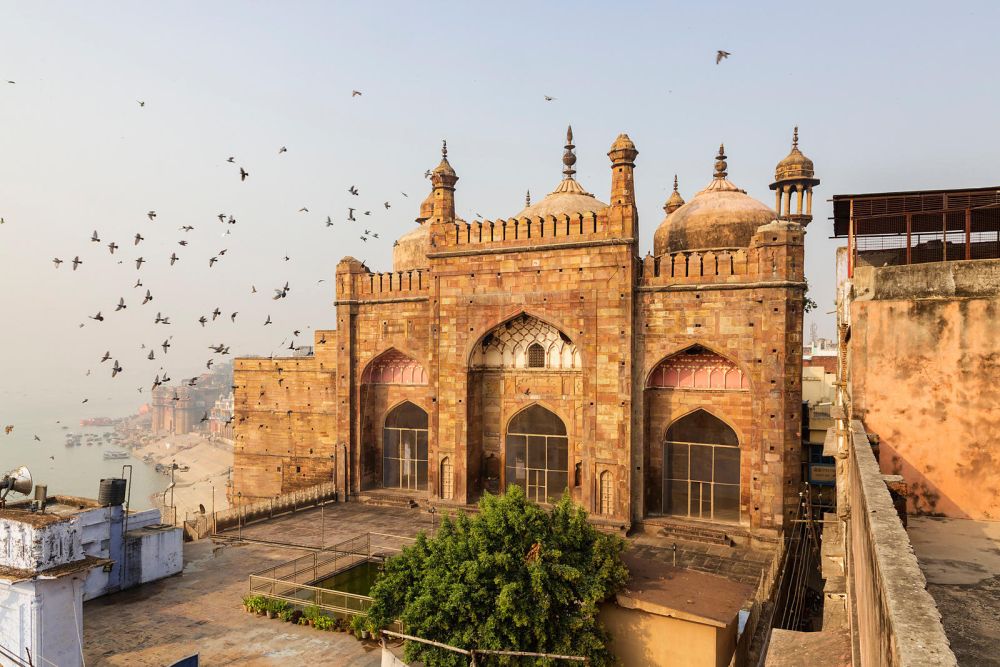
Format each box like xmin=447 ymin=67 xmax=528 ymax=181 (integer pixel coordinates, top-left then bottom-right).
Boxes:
xmin=226 ymin=157 xmax=235 ymax=163
xmin=544 ymin=95 xmax=555 ymax=101
xmin=147 ymin=211 xmax=157 ymax=220
xmin=212 ymin=307 xmax=221 ymax=320
xmin=273 ymin=282 xmax=289 ymax=299
xmin=177 ymin=240 xmax=188 ymax=247
xmin=135 ymin=256 xmax=145 ymax=269
xmin=90 ymin=311 xmax=104 ymax=322
xmin=108 ymin=241 xmax=119 ymax=254
xmin=111 ymin=360 xmax=123 ymax=377
xmin=230 ymin=312 xmax=238 ymax=322
xmin=181 ymin=225 xmax=195 ymax=232
xmin=147 ymin=350 xmax=155 ymax=360
xmin=169 ymin=252 xmax=179 ymax=266
xmin=198 ymin=315 xmax=207 ymax=327
xmin=137 ymin=100 xmax=145 ymax=107
xmin=279 ymin=146 xmax=287 ymax=154
xmin=351 ymin=90 xmax=362 ymax=97
xmin=206 ymin=359 xmax=214 ymax=370
xmin=91 ymin=230 xmax=100 ymax=243
xmin=52 ymin=257 xmax=63 ymax=268
xmin=264 ymin=315 xmax=272 ymax=326
xmin=143 ymin=289 xmax=153 ymax=304
xmin=200 ymin=411 xmax=209 ymax=423
xmin=155 ymin=312 xmax=170 ymax=324
xmin=325 ymin=216 xmax=333 ymax=227
xmin=348 ymin=208 xmax=356 ymax=222
xmin=161 ymin=339 xmax=171 ymax=353
xmin=100 ymin=351 xmax=111 ymax=363
xmin=716 ymin=50 xmax=731 ymax=64
xmin=240 ymin=167 xmax=249 ymax=181
xmin=384 ymin=201 xmax=391 ymax=210
xmin=298 ymin=207 xmax=309 ymax=213
xmin=134 ymin=233 xmax=144 ymax=245
xmin=115 ymin=297 xmax=126 ymax=311
xmin=348 ymin=185 xmax=359 ymax=196
xmin=209 ymin=256 xmax=218 ymax=267
xmin=134 ymin=278 xmax=142 ymax=288
xmin=401 ymin=192 xmax=408 ymax=198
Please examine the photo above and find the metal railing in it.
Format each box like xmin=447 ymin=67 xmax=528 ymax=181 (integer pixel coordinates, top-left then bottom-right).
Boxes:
xmin=247 ymin=532 xmax=415 ymax=620
xmin=212 ymin=480 xmax=337 ymax=533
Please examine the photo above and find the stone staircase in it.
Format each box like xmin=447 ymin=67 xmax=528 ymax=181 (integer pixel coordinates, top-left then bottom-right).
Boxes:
xmin=356 ymin=490 xmax=423 ymax=509
xmin=641 ymin=517 xmax=736 ymax=547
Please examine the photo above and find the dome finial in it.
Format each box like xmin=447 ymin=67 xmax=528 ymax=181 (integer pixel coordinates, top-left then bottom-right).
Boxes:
xmin=714 ymin=144 xmax=728 ymax=179
xmin=673 ymin=174 xmax=679 ymax=192
xmin=525 ymin=189 xmax=531 ymax=207
xmin=442 ymin=139 xmax=448 ymax=159
xmin=792 ymin=126 xmax=799 ymax=150
xmin=562 ymin=125 xmax=577 ymax=179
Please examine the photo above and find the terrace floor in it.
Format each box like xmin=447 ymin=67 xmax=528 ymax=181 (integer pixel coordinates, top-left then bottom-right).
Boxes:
xmin=908 ymin=516 xmax=1000 ymax=667
xmin=83 ymin=503 xmax=423 ymax=666
xmin=83 ymin=500 xmax=775 ymax=664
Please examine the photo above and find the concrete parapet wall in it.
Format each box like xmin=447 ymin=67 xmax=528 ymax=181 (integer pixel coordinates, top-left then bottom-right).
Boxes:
xmin=845 ymin=419 xmax=956 ymax=667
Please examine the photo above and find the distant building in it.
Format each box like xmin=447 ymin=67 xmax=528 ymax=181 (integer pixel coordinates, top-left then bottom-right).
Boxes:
xmin=0 ymin=490 xmax=182 ymax=667
xmin=151 ymin=363 xmax=232 ymax=436
xmin=209 ymin=391 xmax=234 ymax=440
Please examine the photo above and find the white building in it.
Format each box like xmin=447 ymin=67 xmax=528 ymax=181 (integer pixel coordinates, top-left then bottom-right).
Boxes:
xmin=0 ymin=493 xmax=182 ymax=667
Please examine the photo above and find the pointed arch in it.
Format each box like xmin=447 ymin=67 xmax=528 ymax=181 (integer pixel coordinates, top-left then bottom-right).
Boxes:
xmin=505 ymin=403 xmax=569 ymax=503
xmin=361 ymin=348 xmax=428 ymax=385
xmin=646 ymin=344 xmax=749 ymax=390
xmin=440 ymin=456 xmax=454 ymax=500
xmin=662 ymin=408 xmax=741 ymax=523
xmin=382 ymin=400 xmax=428 ymax=490
xmin=468 ymin=311 xmax=580 ymax=370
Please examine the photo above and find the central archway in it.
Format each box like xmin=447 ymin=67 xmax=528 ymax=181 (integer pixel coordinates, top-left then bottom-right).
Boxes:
xmin=504 ymin=405 xmax=568 ymax=503
xmin=382 ymin=401 xmax=429 ymax=491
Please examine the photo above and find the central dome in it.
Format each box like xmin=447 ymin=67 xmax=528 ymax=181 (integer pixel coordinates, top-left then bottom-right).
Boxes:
xmin=514 ymin=125 xmax=608 ymax=218
xmin=654 ymin=146 xmax=776 ymax=255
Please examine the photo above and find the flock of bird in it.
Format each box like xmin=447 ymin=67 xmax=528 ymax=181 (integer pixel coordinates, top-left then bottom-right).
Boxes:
xmin=1 ymin=86 xmax=434 ymax=442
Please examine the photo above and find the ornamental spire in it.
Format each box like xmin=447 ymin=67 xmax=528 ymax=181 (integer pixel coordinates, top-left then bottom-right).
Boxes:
xmin=562 ymin=125 xmax=577 ymax=180
xmin=714 ymin=144 xmax=728 ymax=180
xmin=525 ymin=189 xmax=531 ymax=207
xmin=792 ymin=126 xmax=799 ymax=150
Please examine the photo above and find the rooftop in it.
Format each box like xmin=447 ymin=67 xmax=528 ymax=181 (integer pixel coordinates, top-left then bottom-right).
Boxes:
xmin=908 ymin=516 xmax=1000 ymax=667
xmin=0 ymin=494 xmax=102 ymax=527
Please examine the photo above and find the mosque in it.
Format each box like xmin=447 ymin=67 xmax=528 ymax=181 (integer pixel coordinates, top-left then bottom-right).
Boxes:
xmin=232 ymin=126 xmax=818 ymax=540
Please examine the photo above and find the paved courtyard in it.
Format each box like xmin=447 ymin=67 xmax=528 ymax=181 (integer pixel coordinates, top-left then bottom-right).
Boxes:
xmin=83 ymin=503 xmax=425 ymax=666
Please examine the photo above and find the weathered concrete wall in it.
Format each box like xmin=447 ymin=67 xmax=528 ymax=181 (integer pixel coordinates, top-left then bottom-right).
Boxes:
xmin=0 ymin=576 xmax=85 ymax=667
xmin=851 ymin=259 xmax=1000 ymax=519
xmin=843 ymin=419 xmax=956 ymax=667
xmin=0 ymin=515 xmax=83 ymax=572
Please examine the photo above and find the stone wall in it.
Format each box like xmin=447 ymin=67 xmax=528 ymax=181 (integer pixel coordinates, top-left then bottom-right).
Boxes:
xmin=233 ymin=332 xmax=339 ymax=500
xmin=850 ymin=259 xmax=1000 ymax=519
xmin=841 ymin=419 xmax=955 ymax=666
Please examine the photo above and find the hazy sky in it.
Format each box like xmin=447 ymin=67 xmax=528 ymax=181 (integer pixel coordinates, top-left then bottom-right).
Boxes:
xmin=2 ymin=1 xmax=999 ymax=417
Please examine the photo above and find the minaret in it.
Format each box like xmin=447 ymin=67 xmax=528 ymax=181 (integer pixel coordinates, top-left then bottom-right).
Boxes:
xmin=663 ymin=174 xmax=685 ymax=215
xmin=769 ymin=127 xmax=820 ymax=225
xmin=430 ymin=139 xmax=458 ymax=221
xmin=607 ymin=132 xmax=638 ymax=237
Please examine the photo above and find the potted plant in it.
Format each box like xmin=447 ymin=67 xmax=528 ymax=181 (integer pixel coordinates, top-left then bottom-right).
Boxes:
xmin=241 ymin=595 xmax=253 ymax=613
xmin=351 ymin=614 xmax=368 ymax=639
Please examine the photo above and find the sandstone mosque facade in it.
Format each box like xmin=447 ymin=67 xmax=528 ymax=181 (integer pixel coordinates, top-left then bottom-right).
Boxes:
xmin=232 ymin=127 xmax=819 ymax=538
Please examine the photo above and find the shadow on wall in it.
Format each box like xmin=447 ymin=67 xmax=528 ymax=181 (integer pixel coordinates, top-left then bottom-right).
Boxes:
xmin=877 ymin=439 xmax=971 ymax=519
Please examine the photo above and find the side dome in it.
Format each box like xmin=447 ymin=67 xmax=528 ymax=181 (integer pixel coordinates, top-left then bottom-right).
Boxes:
xmin=774 ymin=127 xmax=815 ymax=182
xmin=392 ymin=223 xmax=429 ymax=271
xmin=654 ymin=146 xmax=776 ymax=255
xmin=514 ymin=125 xmax=608 ymax=218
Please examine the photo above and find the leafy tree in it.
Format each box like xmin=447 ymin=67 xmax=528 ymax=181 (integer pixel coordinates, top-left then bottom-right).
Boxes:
xmin=363 ymin=485 xmax=628 ymax=666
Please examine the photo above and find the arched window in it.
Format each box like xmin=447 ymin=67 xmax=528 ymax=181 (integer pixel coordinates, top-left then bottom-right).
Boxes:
xmin=527 ymin=343 xmax=546 ymax=368
xmin=662 ymin=410 xmax=740 ymax=523
xmin=383 ymin=402 xmax=428 ymax=491
xmin=599 ymin=470 xmax=613 ymax=515
xmin=505 ymin=405 xmax=568 ymax=503
xmin=440 ymin=457 xmax=454 ymax=500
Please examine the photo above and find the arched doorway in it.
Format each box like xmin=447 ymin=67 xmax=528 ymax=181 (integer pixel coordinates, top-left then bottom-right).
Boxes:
xmin=382 ymin=401 xmax=429 ymax=491
xmin=662 ymin=409 xmax=740 ymax=523
xmin=504 ymin=405 xmax=568 ymax=503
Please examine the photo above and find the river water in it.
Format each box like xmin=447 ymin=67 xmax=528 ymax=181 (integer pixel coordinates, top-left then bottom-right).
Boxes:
xmin=1 ymin=391 xmax=163 ymax=510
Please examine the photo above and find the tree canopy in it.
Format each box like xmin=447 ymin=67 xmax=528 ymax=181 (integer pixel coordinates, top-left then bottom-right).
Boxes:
xmin=363 ymin=485 xmax=628 ymax=666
